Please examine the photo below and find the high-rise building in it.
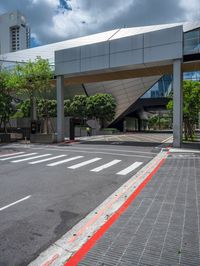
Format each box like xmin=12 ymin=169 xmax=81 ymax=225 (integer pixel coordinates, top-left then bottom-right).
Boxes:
xmin=0 ymin=10 xmax=30 ymax=54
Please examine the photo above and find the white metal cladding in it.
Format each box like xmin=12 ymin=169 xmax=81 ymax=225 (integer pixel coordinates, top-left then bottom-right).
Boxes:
xmin=1 ymin=21 xmax=199 ymax=68
xmin=55 ymin=25 xmax=183 ymax=76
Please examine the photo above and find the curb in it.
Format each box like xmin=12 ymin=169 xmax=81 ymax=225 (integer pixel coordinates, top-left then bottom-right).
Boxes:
xmin=29 ymin=151 xmax=168 ymax=266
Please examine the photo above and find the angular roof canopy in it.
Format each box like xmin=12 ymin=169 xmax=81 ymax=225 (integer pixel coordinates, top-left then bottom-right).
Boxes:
xmin=1 ymin=21 xmax=199 ymax=125
xmin=0 ymin=21 xmax=199 ymax=67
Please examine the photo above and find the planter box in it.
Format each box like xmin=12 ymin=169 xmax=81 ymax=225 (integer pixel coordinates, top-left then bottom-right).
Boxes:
xmin=0 ymin=133 xmax=11 ymax=143
xmin=30 ymin=133 xmax=55 ymax=144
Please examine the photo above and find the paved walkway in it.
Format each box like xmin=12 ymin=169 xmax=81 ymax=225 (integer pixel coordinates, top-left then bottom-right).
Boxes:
xmin=78 ymin=150 xmax=200 ymax=266
xmin=77 ymin=133 xmax=173 ymax=144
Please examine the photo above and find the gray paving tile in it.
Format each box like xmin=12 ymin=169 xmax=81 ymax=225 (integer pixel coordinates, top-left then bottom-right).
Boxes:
xmin=79 ymin=157 xmax=200 ymax=266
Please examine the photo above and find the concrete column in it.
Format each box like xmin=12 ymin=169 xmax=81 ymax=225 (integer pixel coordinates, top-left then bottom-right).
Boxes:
xmin=56 ymin=75 xmax=64 ymax=142
xmin=173 ymin=59 xmax=183 ymax=148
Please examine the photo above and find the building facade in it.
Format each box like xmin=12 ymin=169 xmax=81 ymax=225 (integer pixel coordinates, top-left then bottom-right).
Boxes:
xmin=0 ymin=21 xmax=199 ymax=147
xmin=0 ymin=11 xmax=30 ymax=54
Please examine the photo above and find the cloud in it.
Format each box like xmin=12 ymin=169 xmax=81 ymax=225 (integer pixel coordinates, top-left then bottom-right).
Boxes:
xmin=0 ymin=0 xmax=199 ymax=46
xmin=180 ymin=0 xmax=200 ymax=20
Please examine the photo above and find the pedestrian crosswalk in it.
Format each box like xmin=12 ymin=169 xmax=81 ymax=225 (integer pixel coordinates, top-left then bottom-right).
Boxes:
xmin=68 ymin=157 xmax=101 ymax=169
xmin=47 ymin=156 xmax=83 ymax=166
xmin=0 ymin=152 xmax=144 ymax=176
xmin=116 ymin=162 xmax=143 ymax=175
xmin=29 ymin=155 xmax=66 ymax=164
xmin=91 ymin=159 xmax=121 ymax=172
xmin=12 ymin=154 xmax=51 ymax=163
xmin=0 ymin=153 xmax=37 ymax=161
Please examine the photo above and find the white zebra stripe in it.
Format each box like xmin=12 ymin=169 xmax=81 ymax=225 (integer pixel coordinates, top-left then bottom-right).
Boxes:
xmin=11 ymin=154 xmax=51 ymax=163
xmin=47 ymin=156 xmax=83 ymax=166
xmin=68 ymin=158 xmax=102 ymax=169
xmin=91 ymin=159 xmax=121 ymax=172
xmin=29 ymin=155 xmax=67 ymax=164
xmin=0 ymin=153 xmax=37 ymax=161
xmin=0 ymin=152 xmax=25 ymax=158
xmin=116 ymin=162 xmax=143 ymax=175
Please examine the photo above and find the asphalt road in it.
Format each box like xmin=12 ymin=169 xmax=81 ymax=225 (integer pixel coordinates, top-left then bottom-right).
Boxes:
xmin=0 ymin=142 xmax=159 ymax=265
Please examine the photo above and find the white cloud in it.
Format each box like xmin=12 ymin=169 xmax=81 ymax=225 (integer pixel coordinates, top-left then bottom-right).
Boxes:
xmin=0 ymin=0 xmax=199 ymax=46
xmin=180 ymin=0 xmax=200 ymax=20
xmin=51 ymin=0 xmax=134 ymax=38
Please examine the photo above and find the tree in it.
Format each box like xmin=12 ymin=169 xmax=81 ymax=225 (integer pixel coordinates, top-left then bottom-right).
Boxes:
xmin=167 ymin=80 xmax=200 ymax=140
xmin=87 ymin=93 xmax=116 ymax=128
xmin=70 ymin=95 xmax=88 ymax=122
xmin=37 ymin=99 xmax=57 ymax=118
xmin=64 ymin=99 xmax=72 ymax=116
xmin=0 ymin=70 xmax=15 ymax=132
xmin=16 ymin=99 xmax=31 ymax=118
xmin=8 ymin=57 xmax=53 ymax=133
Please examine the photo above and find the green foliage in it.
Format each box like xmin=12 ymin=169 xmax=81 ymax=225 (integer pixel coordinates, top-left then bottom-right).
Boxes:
xmin=0 ymin=70 xmax=15 ymax=132
xmin=16 ymin=99 xmax=57 ymax=118
xmin=37 ymin=99 xmax=57 ymax=118
xmin=0 ymin=93 xmax=14 ymax=131
xmin=70 ymin=95 xmax=87 ymax=119
xmin=10 ymin=93 xmax=117 ymax=130
xmin=8 ymin=57 xmax=53 ymax=124
xmin=10 ymin=57 xmax=53 ymax=97
xmin=148 ymin=115 xmax=158 ymax=129
xmin=64 ymin=99 xmax=72 ymax=116
xmin=148 ymin=114 xmax=171 ymax=130
xmin=167 ymin=80 xmax=200 ymax=140
xmin=87 ymin=93 xmax=116 ymax=127
xmin=18 ymin=99 xmax=31 ymax=117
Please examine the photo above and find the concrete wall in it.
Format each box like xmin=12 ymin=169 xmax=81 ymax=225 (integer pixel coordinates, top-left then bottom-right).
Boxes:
xmin=5 ymin=117 xmax=100 ymax=138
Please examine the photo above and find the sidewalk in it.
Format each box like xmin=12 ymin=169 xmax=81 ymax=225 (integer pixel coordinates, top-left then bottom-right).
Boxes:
xmin=77 ymin=149 xmax=200 ymax=266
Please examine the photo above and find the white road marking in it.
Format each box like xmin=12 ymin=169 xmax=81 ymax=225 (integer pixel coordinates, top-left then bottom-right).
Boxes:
xmin=0 ymin=195 xmax=31 ymax=211
xmin=116 ymin=162 xmax=143 ymax=175
xmin=161 ymin=136 xmax=173 ymax=143
xmin=0 ymin=153 xmax=37 ymax=161
xmin=91 ymin=159 xmax=121 ymax=172
xmin=0 ymin=152 xmax=25 ymax=158
xmin=47 ymin=156 xmax=83 ymax=166
xmin=29 ymin=155 xmax=67 ymax=164
xmin=29 ymin=151 xmax=167 ymax=266
xmin=68 ymin=158 xmax=102 ymax=169
xmin=33 ymin=147 xmax=153 ymax=158
xmin=11 ymin=154 xmax=51 ymax=163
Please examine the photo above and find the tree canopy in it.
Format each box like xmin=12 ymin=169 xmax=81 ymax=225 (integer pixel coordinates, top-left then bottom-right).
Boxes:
xmin=87 ymin=93 xmax=116 ymax=127
xmin=16 ymin=93 xmax=117 ymax=128
xmin=8 ymin=57 xmax=52 ymax=97
xmin=70 ymin=95 xmax=88 ymax=119
xmin=167 ymin=80 xmax=200 ymax=140
xmin=0 ymin=70 xmax=15 ymax=132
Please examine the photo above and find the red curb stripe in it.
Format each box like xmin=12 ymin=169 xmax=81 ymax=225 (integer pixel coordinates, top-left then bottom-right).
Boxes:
xmin=68 ymin=157 xmax=162 ymax=244
xmin=64 ymin=157 xmax=166 ymax=266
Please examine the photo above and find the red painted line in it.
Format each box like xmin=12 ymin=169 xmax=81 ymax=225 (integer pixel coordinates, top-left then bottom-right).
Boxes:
xmin=68 ymin=157 xmax=161 ymax=243
xmin=64 ymin=157 xmax=166 ymax=266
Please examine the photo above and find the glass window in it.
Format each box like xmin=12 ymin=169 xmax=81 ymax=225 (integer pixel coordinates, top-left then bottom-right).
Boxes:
xmin=184 ymin=28 xmax=200 ymax=54
xmin=184 ymin=30 xmax=199 ymax=40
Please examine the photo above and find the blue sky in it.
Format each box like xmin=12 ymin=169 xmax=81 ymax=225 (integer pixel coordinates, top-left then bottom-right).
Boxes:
xmin=0 ymin=0 xmax=199 ymax=47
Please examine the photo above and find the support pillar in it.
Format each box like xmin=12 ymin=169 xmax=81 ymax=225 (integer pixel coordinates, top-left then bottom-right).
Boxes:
xmin=173 ymin=59 xmax=183 ymax=148
xmin=56 ymin=75 xmax=64 ymax=142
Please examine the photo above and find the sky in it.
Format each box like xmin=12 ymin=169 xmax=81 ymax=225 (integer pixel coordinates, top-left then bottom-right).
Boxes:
xmin=0 ymin=0 xmax=200 ymax=47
